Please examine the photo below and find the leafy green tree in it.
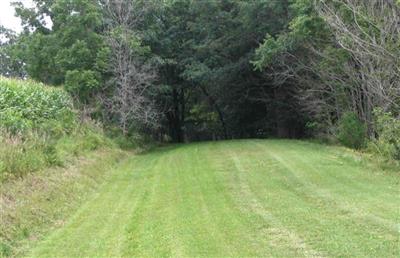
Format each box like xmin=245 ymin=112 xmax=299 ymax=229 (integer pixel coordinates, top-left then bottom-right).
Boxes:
xmin=0 ymin=26 xmax=25 ymax=78
xmin=141 ymin=0 xmax=304 ymax=140
xmin=253 ymin=0 xmax=399 ymax=139
xmin=12 ymin=0 xmax=107 ymax=102
xmin=5 ymin=0 xmax=396 ymax=145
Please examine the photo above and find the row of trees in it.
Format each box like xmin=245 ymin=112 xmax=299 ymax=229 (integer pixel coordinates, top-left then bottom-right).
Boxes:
xmin=254 ymin=0 xmax=400 ymax=137
xmin=1 ymin=0 xmax=399 ymax=144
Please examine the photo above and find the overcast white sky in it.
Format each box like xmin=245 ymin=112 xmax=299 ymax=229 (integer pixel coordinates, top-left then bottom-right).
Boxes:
xmin=0 ymin=0 xmax=34 ymax=33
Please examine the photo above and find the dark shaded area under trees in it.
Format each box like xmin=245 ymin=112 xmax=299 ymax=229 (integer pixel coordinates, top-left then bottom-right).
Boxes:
xmin=1 ymin=0 xmax=399 ymax=145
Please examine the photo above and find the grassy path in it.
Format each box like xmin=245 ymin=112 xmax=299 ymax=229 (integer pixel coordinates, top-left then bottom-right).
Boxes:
xmin=29 ymin=140 xmax=399 ymax=257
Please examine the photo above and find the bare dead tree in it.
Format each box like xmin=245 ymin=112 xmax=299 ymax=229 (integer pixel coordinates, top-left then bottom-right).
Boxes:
xmin=103 ymin=0 xmax=160 ymax=135
xmin=262 ymin=0 xmax=399 ymax=136
xmin=316 ymin=0 xmax=400 ymax=124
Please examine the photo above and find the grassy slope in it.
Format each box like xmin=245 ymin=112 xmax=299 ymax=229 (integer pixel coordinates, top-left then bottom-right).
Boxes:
xmin=24 ymin=140 xmax=400 ymax=257
xmin=0 ymin=147 xmax=127 ymax=257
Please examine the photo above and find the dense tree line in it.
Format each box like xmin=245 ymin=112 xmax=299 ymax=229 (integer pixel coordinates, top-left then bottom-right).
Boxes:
xmin=1 ymin=0 xmax=399 ymax=147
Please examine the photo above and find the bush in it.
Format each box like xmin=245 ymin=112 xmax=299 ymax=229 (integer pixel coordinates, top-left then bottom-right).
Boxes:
xmin=77 ymin=122 xmax=112 ymax=151
xmin=105 ymin=125 xmax=155 ymax=150
xmin=337 ymin=111 xmax=366 ymax=149
xmin=368 ymin=108 xmax=400 ymax=161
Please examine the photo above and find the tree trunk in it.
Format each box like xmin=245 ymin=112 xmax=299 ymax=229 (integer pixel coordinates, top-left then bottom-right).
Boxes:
xmin=180 ymin=87 xmax=185 ymax=141
xmin=274 ymin=87 xmax=289 ymax=138
xmin=171 ymin=88 xmax=183 ymax=142
xmin=199 ymin=85 xmax=228 ymax=139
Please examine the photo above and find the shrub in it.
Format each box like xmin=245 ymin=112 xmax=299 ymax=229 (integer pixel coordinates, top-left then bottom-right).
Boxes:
xmin=337 ymin=111 xmax=366 ymax=149
xmin=77 ymin=122 xmax=112 ymax=151
xmin=105 ymin=125 xmax=155 ymax=149
xmin=369 ymin=108 xmax=400 ymax=161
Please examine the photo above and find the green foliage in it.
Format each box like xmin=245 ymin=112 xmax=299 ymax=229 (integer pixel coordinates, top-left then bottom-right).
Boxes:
xmin=368 ymin=108 xmax=400 ymax=161
xmin=0 ymin=77 xmax=75 ymax=134
xmin=0 ymin=26 xmax=25 ymax=78
xmin=0 ymin=78 xmax=113 ymax=180
xmin=105 ymin=125 xmax=155 ymax=150
xmin=0 ymin=242 xmax=11 ymax=257
xmin=4 ymin=0 xmax=398 ymax=143
xmin=0 ymin=131 xmax=47 ymax=179
xmin=186 ymin=104 xmax=220 ymax=139
xmin=253 ymin=34 xmax=286 ymax=70
xmin=77 ymin=123 xmax=112 ymax=151
xmin=0 ymin=122 xmax=112 ymax=181
xmin=12 ymin=0 xmax=106 ymax=103
xmin=142 ymin=0 xmax=304 ymax=140
xmin=337 ymin=112 xmax=366 ymax=149
xmin=65 ymin=70 xmax=100 ymax=101
xmin=253 ymin=0 xmax=329 ymax=70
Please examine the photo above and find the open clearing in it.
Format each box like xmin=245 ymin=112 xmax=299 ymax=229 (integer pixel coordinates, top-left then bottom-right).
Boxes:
xmin=28 ymin=140 xmax=399 ymax=257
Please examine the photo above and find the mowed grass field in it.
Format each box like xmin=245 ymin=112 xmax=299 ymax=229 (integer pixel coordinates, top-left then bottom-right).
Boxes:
xmin=28 ymin=140 xmax=399 ymax=257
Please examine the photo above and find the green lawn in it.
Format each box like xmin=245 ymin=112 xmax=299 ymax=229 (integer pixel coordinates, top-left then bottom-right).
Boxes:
xmin=28 ymin=140 xmax=399 ymax=257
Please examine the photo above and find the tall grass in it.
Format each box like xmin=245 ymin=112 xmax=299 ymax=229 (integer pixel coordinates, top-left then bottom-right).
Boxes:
xmin=0 ymin=125 xmax=112 ymax=181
